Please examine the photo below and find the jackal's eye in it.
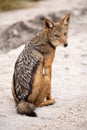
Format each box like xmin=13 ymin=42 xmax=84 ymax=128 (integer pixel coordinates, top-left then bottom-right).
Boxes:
xmin=64 ymin=32 xmax=67 ymax=36
xmin=54 ymin=34 xmax=60 ymax=38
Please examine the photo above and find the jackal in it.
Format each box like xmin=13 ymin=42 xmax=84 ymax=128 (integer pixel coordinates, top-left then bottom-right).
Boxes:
xmin=12 ymin=13 xmax=71 ymax=117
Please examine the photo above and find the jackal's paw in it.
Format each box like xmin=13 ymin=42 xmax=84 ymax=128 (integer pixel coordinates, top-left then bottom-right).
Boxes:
xmin=36 ymin=99 xmax=55 ymax=107
xmin=50 ymin=98 xmax=55 ymax=104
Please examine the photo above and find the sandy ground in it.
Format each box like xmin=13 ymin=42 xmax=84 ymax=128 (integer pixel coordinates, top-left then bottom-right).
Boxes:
xmin=0 ymin=0 xmax=87 ymax=130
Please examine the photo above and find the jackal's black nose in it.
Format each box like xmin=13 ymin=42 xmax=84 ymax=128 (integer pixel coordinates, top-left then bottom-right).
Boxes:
xmin=64 ymin=43 xmax=68 ymax=47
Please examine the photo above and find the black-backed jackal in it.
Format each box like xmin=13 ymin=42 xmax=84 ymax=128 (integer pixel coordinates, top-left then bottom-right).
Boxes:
xmin=12 ymin=13 xmax=71 ymax=117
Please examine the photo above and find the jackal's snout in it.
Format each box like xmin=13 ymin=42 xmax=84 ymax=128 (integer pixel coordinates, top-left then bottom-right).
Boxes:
xmin=64 ymin=43 xmax=68 ymax=47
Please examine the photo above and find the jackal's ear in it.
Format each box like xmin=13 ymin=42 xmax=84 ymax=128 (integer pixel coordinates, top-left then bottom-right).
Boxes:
xmin=60 ymin=13 xmax=71 ymax=26
xmin=44 ymin=18 xmax=54 ymax=29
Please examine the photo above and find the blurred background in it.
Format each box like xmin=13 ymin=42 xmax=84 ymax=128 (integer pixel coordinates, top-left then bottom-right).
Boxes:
xmin=0 ymin=0 xmax=40 ymax=11
xmin=0 ymin=0 xmax=86 ymax=54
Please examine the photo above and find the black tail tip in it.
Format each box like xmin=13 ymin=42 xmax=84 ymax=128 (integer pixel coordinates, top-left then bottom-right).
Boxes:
xmin=26 ymin=111 xmax=37 ymax=117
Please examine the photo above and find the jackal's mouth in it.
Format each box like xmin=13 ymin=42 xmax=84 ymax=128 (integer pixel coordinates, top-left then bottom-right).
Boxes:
xmin=64 ymin=43 xmax=68 ymax=47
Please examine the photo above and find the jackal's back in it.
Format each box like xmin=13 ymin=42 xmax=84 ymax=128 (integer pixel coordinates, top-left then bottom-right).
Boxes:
xmin=13 ymin=42 xmax=43 ymax=102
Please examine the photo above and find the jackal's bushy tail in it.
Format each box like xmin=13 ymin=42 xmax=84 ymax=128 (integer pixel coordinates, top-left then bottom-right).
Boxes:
xmin=17 ymin=102 xmax=37 ymax=117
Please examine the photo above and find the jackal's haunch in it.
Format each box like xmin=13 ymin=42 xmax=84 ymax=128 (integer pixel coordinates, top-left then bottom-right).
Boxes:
xmin=12 ymin=13 xmax=71 ymax=117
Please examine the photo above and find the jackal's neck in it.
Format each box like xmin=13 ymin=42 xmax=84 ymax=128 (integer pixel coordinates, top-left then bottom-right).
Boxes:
xmin=27 ymin=30 xmax=56 ymax=55
xmin=30 ymin=30 xmax=48 ymax=45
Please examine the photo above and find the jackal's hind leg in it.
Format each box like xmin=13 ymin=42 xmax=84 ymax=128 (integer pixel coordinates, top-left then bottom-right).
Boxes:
xmin=34 ymin=75 xmax=55 ymax=107
xmin=36 ymin=99 xmax=55 ymax=107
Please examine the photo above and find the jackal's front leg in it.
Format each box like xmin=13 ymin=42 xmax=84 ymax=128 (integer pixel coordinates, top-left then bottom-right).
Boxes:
xmin=44 ymin=52 xmax=55 ymax=100
xmin=44 ymin=66 xmax=52 ymax=79
xmin=44 ymin=66 xmax=52 ymax=100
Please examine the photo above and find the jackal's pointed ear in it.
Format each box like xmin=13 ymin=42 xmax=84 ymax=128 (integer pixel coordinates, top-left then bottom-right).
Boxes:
xmin=44 ymin=18 xmax=54 ymax=29
xmin=60 ymin=13 xmax=71 ymax=26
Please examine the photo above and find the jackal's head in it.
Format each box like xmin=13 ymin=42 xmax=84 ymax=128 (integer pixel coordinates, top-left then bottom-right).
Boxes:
xmin=44 ymin=13 xmax=71 ymax=48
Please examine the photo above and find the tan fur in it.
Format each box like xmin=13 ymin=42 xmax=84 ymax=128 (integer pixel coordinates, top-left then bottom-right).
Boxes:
xmin=12 ymin=13 xmax=71 ymax=116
